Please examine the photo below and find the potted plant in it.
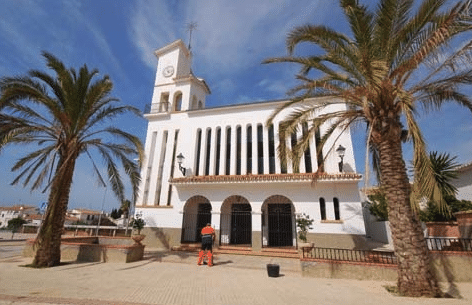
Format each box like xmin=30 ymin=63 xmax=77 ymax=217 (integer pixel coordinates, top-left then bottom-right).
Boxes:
xmin=131 ymin=217 xmax=146 ymax=245
xmin=296 ymin=213 xmax=314 ymax=249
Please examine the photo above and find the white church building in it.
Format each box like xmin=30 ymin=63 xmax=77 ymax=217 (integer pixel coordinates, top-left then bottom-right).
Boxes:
xmin=135 ymin=40 xmax=367 ymax=250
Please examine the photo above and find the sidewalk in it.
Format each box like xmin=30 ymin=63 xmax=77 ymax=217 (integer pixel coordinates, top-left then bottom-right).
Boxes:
xmin=0 ymin=248 xmax=471 ymax=305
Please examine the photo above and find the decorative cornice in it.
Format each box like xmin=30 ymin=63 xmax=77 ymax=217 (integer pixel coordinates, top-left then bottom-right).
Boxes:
xmin=153 ymin=39 xmax=189 ymax=58
xmin=169 ymin=172 xmax=362 ymax=185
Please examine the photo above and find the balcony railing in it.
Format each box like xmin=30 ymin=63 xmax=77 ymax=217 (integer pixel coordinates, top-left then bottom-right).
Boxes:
xmin=144 ymin=102 xmax=170 ymax=114
xmin=425 ymin=237 xmax=472 ymax=252
xmin=302 ymin=247 xmax=397 ymax=265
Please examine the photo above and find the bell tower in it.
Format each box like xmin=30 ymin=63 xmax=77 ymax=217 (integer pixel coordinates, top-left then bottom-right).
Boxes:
xmin=149 ymin=39 xmax=210 ymax=114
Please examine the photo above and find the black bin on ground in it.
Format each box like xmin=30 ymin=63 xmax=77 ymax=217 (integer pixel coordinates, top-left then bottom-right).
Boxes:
xmin=266 ymin=264 xmax=280 ymax=277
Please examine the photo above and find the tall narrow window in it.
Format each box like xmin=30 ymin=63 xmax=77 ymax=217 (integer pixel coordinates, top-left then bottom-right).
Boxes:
xmin=195 ymin=129 xmax=202 ymax=176
xmin=319 ymin=197 xmax=326 ymax=220
xmin=257 ymin=124 xmax=264 ymax=174
xmin=225 ymin=127 xmax=231 ymax=175
xmin=215 ymin=128 xmax=221 ymax=175
xmin=143 ymin=131 xmax=157 ymax=205
xmin=236 ymin=126 xmax=242 ymax=175
xmin=302 ymin=123 xmax=313 ymax=173
xmin=268 ymin=125 xmax=275 ymax=174
xmin=315 ymin=126 xmax=324 ymax=172
xmin=167 ymin=130 xmax=179 ymax=206
xmin=155 ymin=131 xmax=168 ymax=205
xmin=279 ymin=123 xmax=287 ymax=174
xmin=205 ymin=129 xmax=212 ymax=176
xmin=291 ymin=132 xmax=299 ymax=173
xmin=334 ymin=198 xmax=340 ymax=220
xmin=247 ymin=125 xmax=252 ymax=174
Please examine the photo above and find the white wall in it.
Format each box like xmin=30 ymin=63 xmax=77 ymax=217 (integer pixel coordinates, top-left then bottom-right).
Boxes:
xmin=454 ymin=166 xmax=472 ymax=202
xmin=136 ymin=180 xmax=366 ymax=235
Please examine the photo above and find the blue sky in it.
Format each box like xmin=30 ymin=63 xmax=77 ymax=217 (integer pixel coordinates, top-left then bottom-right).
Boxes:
xmin=0 ymin=0 xmax=471 ymax=212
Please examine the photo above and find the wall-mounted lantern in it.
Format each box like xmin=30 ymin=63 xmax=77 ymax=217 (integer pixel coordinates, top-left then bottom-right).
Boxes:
xmin=176 ymin=153 xmax=186 ymax=176
xmin=335 ymin=145 xmax=346 ymax=173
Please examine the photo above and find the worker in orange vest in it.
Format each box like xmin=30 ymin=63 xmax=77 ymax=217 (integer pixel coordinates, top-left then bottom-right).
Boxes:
xmin=197 ymin=223 xmax=215 ymax=267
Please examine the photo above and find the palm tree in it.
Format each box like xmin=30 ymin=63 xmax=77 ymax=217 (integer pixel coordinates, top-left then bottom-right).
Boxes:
xmin=264 ymin=0 xmax=472 ymax=297
xmin=0 ymin=52 xmax=143 ymax=267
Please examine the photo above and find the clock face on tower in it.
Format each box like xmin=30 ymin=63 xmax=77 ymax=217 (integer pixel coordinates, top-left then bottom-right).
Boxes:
xmin=163 ymin=65 xmax=174 ymax=77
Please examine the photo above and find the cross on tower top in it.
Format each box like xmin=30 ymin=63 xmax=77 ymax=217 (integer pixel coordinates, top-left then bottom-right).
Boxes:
xmin=186 ymin=21 xmax=198 ymax=51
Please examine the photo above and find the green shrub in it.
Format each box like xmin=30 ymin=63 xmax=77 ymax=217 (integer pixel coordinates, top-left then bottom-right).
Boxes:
xmin=365 ymin=192 xmax=389 ymax=221
xmin=7 ymin=217 xmax=27 ymax=231
xmin=131 ymin=217 xmax=145 ymax=235
xmin=419 ymin=195 xmax=472 ymax=222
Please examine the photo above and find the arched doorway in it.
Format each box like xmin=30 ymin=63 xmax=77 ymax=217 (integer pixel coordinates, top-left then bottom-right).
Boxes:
xmin=262 ymin=195 xmax=295 ymax=247
xmin=181 ymin=196 xmax=211 ymax=243
xmin=220 ymin=195 xmax=252 ymax=246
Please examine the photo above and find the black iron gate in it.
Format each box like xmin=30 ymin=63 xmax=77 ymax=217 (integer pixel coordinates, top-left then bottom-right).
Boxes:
xmin=230 ymin=204 xmax=251 ymax=245
xmin=267 ymin=204 xmax=293 ymax=247
xmin=196 ymin=203 xmax=212 ymax=242
xmin=181 ymin=203 xmax=212 ymax=243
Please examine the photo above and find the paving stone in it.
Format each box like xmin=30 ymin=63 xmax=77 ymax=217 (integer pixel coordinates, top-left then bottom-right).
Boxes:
xmin=0 ymin=249 xmax=471 ymax=305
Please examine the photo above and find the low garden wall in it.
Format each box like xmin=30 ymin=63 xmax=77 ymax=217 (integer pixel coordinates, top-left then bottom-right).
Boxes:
xmin=430 ymin=251 xmax=472 ymax=282
xmin=456 ymin=211 xmax=472 ymax=239
xmin=23 ymin=236 xmax=144 ymax=263
xmin=301 ymin=243 xmax=472 ymax=282
xmin=300 ymin=259 xmax=398 ymax=281
xmin=426 ymin=222 xmax=460 ymax=238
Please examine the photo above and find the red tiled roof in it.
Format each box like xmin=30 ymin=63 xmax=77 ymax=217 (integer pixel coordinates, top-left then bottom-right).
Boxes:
xmin=170 ymin=172 xmax=362 ymax=184
xmin=65 ymin=216 xmax=80 ymax=221
xmin=24 ymin=214 xmax=42 ymax=220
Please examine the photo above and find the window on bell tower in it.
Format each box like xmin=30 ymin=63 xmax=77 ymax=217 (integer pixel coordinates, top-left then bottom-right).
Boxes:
xmin=191 ymin=96 xmax=197 ymax=110
xmin=159 ymin=92 xmax=169 ymax=112
xmin=173 ymin=92 xmax=182 ymax=112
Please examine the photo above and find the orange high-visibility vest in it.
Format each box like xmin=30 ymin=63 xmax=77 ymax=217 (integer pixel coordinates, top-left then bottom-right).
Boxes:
xmin=201 ymin=226 xmax=214 ymax=236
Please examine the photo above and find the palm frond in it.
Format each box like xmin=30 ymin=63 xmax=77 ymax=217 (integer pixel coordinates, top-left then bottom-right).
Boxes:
xmin=403 ymin=105 xmax=446 ymax=212
xmin=84 ymin=150 xmax=107 ymax=188
xmin=96 ymin=146 xmax=125 ymax=202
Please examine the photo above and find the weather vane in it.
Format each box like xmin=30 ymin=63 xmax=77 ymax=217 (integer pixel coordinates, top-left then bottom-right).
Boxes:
xmin=186 ymin=21 xmax=198 ymax=51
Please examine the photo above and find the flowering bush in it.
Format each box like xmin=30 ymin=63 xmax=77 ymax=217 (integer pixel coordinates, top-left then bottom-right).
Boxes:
xmin=296 ymin=213 xmax=314 ymax=242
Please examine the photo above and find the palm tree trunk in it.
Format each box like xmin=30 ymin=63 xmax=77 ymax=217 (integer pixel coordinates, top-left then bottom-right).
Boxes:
xmin=32 ymin=155 xmax=77 ymax=267
xmin=378 ymin=132 xmax=440 ymax=297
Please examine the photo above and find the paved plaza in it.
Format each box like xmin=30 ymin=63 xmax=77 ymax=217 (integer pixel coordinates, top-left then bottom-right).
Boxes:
xmin=1 ymin=245 xmax=472 ymax=305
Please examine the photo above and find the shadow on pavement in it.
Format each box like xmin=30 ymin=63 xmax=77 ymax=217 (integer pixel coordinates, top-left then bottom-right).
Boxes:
xmin=117 ymin=250 xmax=197 ymax=271
xmin=213 ymin=260 xmax=233 ymax=266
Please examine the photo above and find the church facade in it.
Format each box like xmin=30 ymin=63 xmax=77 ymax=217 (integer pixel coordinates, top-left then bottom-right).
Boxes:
xmin=135 ymin=40 xmax=367 ymax=250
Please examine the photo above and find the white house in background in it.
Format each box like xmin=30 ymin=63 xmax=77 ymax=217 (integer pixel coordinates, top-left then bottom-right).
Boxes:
xmin=453 ymin=161 xmax=472 ymax=202
xmin=0 ymin=205 xmax=38 ymax=228
xmin=135 ymin=39 xmax=367 ymax=250
xmin=66 ymin=209 xmax=104 ymax=225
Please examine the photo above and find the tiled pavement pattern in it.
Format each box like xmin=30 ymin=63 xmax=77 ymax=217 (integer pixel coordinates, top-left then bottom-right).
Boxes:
xmin=0 ymin=248 xmax=471 ymax=305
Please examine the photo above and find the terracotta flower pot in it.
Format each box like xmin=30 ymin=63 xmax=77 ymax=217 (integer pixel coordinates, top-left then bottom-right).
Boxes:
xmin=132 ymin=234 xmax=146 ymax=245
xmin=298 ymin=242 xmax=314 ymax=249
